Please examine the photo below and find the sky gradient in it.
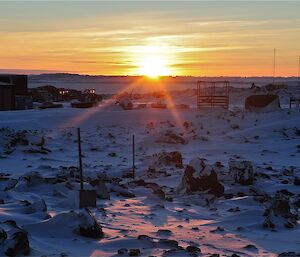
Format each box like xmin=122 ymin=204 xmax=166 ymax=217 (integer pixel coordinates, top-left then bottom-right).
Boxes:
xmin=0 ymin=1 xmax=300 ymax=76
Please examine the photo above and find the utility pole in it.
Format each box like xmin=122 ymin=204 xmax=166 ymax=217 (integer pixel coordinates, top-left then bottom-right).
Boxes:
xmin=77 ymin=127 xmax=96 ymax=208
xmin=273 ymin=48 xmax=276 ymax=84
xmin=77 ymin=127 xmax=83 ymax=190
xmin=297 ymin=57 xmax=300 ymax=88
xmin=132 ymin=134 xmax=135 ymax=179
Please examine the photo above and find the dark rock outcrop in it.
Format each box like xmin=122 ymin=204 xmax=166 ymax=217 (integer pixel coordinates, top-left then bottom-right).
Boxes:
xmin=178 ymin=158 xmax=224 ymax=197
xmin=0 ymin=221 xmax=30 ymax=257
xmin=229 ymin=159 xmax=255 ymax=185
xmin=77 ymin=209 xmax=104 ymax=239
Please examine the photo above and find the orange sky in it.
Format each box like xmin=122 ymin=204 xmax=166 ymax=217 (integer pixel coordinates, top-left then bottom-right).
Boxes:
xmin=0 ymin=1 xmax=299 ymax=76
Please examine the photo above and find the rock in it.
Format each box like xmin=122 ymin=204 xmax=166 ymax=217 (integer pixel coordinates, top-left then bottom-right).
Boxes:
xmin=294 ymin=177 xmax=300 ymax=186
xmin=134 ymin=180 xmax=165 ymax=199
xmin=155 ymin=151 xmax=183 ymax=168
xmin=156 ymin=130 xmax=187 ymax=144
xmin=137 ymin=235 xmax=153 ymax=241
xmin=0 ymin=220 xmax=30 ymax=257
xmin=263 ymin=192 xmax=298 ymax=229
xmin=147 ymin=167 xmax=168 ymax=178
xmin=0 ymin=178 xmax=18 ymax=191
xmin=24 ymin=198 xmax=47 ymax=214
xmin=229 ymin=159 xmax=255 ymax=185
xmin=244 ymin=244 xmax=258 ymax=251
xmin=245 ymin=94 xmax=280 ymax=112
xmin=157 ymin=229 xmax=172 ymax=235
xmin=272 ymin=193 xmax=292 ymax=218
xmin=20 ymin=172 xmax=45 ymax=187
xmin=5 ymin=230 xmax=30 ymax=257
xmin=178 ymin=158 xmax=224 ymax=197
xmin=9 ymin=131 xmax=29 ymax=147
xmin=278 ymin=252 xmax=300 ymax=257
xmin=186 ymin=245 xmax=201 ymax=253
xmin=117 ymin=248 xmax=128 ymax=255
xmin=89 ymin=179 xmax=110 ymax=200
xmin=158 ymin=239 xmax=179 ymax=248
xmin=77 ymin=209 xmax=104 ymax=239
xmin=0 ymin=227 xmax=7 ymax=244
xmin=129 ymin=249 xmax=140 ymax=256
xmin=109 ymin=184 xmax=135 ymax=198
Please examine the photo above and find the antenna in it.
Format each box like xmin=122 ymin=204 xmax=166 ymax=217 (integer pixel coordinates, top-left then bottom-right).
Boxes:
xmin=273 ymin=48 xmax=276 ymax=84
xmin=297 ymin=57 xmax=300 ymax=90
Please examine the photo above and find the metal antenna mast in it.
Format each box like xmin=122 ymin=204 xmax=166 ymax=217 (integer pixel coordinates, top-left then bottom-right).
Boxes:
xmin=273 ymin=48 xmax=276 ymax=84
xmin=297 ymin=57 xmax=300 ymax=88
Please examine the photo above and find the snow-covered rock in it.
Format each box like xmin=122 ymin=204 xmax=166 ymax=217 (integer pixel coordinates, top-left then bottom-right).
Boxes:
xmin=178 ymin=158 xmax=224 ymax=197
xmin=229 ymin=159 xmax=255 ymax=185
xmin=0 ymin=220 xmax=30 ymax=257
xmin=155 ymin=130 xmax=187 ymax=145
xmin=27 ymin=209 xmax=104 ymax=239
xmin=151 ymin=151 xmax=183 ymax=168
xmin=89 ymin=179 xmax=110 ymax=200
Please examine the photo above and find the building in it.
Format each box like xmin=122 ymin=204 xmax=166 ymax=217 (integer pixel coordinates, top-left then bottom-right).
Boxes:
xmin=0 ymin=75 xmax=33 ymax=111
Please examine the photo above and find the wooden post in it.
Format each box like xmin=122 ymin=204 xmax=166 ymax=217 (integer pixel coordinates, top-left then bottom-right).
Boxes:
xmin=132 ymin=134 xmax=135 ymax=179
xmin=77 ymin=127 xmax=83 ymax=190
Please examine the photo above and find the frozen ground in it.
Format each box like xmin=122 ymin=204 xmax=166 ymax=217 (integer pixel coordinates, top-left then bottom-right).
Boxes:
xmin=0 ymin=90 xmax=299 ymax=256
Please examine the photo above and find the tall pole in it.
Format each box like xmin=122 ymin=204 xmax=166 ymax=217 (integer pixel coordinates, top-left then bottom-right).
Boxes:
xmin=132 ymin=134 xmax=135 ymax=179
xmin=297 ymin=57 xmax=300 ymax=90
xmin=77 ymin=128 xmax=83 ymax=190
xmin=273 ymin=48 xmax=276 ymax=84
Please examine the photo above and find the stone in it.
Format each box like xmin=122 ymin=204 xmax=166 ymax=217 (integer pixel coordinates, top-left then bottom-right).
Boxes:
xmin=156 ymin=151 xmax=183 ymax=168
xmin=294 ymin=177 xmax=300 ymax=186
xmin=129 ymin=249 xmax=140 ymax=256
xmin=78 ymin=209 xmax=104 ymax=239
xmin=178 ymin=158 xmax=224 ymax=197
xmin=186 ymin=245 xmax=201 ymax=253
xmin=89 ymin=179 xmax=110 ymax=200
xmin=1 ymin=221 xmax=30 ymax=257
xmin=229 ymin=159 xmax=255 ymax=185
xmin=156 ymin=130 xmax=187 ymax=144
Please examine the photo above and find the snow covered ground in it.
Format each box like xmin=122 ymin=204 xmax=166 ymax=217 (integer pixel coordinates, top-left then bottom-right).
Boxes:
xmin=0 ymin=89 xmax=299 ymax=256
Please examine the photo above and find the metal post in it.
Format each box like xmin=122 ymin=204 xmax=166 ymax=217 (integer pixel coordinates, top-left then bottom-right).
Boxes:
xmin=132 ymin=134 xmax=135 ymax=179
xmin=77 ymin=127 xmax=83 ymax=190
xmin=297 ymin=57 xmax=300 ymax=88
xmin=273 ymin=48 xmax=276 ymax=84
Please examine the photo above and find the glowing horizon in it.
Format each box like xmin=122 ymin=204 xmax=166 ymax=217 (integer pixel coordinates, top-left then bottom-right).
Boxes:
xmin=0 ymin=1 xmax=300 ymax=77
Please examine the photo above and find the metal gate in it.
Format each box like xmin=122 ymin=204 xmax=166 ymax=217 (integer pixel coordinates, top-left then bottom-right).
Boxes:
xmin=196 ymin=81 xmax=229 ymax=109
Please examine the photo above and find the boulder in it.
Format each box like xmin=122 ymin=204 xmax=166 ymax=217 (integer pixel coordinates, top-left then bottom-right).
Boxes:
xmin=0 ymin=221 xmax=30 ymax=257
xmin=77 ymin=209 xmax=104 ymax=239
xmin=147 ymin=167 xmax=168 ymax=178
xmin=24 ymin=198 xmax=47 ymax=214
xmin=89 ymin=179 xmax=110 ymax=200
xmin=245 ymin=94 xmax=280 ymax=112
xmin=154 ymin=151 xmax=183 ymax=168
xmin=229 ymin=159 xmax=255 ymax=185
xmin=134 ymin=180 xmax=165 ymax=199
xmin=178 ymin=158 xmax=224 ymax=197
xmin=156 ymin=131 xmax=187 ymax=145
xmin=263 ymin=192 xmax=298 ymax=229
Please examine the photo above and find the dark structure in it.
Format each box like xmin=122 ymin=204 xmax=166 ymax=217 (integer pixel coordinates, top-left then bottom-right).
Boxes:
xmin=197 ymin=81 xmax=229 ymax=109
xmin=0 ymin=75 xmax=32 ymax=111
xmin=245 ymin=94 xmax=280 ymax=112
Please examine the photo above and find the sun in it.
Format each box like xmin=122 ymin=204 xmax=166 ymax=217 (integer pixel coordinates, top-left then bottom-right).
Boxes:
xmin=138 ymin=55 xmax=171 ymax=78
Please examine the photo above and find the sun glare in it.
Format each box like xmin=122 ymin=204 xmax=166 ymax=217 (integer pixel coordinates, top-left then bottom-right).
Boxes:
xmin=138 ymin=56 xmax=171 ymax=78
